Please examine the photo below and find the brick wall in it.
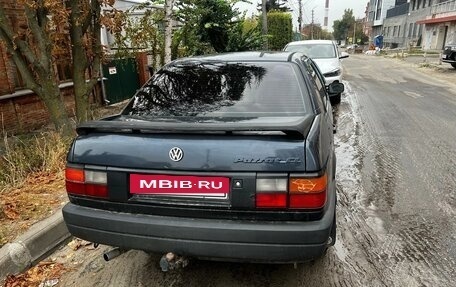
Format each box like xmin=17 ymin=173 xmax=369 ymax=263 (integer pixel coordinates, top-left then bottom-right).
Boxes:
xmin=0 ymin=2 xmax=101 ymax=133
xmin=0 ymin=88 xmax=77 ymax=132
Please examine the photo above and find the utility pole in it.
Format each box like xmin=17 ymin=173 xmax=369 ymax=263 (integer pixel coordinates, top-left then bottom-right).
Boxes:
xmin=324 ymin=0 xmax=329 ymax=30
xmin=311 ymin=9 xmax=315 ymax=40
xmin=262 ymin=0 xmax=268 ymax=49
xmin=353 ymin=21 xmax=356 ymax=45
xmin=164 ymin=0 xmax=174 ymax=64
xmin=298 ymin=0 xmax=302 ymax=34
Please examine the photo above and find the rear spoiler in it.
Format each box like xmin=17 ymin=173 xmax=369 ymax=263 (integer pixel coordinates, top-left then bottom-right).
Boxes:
xmin=76 ymin=115 xmax=315 ymax=138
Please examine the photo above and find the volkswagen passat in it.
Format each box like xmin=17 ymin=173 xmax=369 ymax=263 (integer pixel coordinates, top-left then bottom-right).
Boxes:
xmin=62 ymin=52 xmax=342 ymax=263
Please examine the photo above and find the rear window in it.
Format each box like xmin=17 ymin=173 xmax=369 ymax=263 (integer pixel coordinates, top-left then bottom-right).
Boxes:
xmin=122 ymin=61 xmax=310 ymax=119
xmin=285 ymin=43 xmax=336 ymax=59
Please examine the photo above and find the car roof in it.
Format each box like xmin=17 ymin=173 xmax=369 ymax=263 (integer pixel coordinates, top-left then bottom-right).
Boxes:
xmin=170 ymin=51 xmax=305 ymax=65
xmin=286 ymin=40 xmax=335 ymax=46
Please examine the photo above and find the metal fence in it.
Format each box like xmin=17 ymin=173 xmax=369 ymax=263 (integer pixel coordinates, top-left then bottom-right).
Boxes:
xmin=386 ymin=3 xmax=410 ymax=18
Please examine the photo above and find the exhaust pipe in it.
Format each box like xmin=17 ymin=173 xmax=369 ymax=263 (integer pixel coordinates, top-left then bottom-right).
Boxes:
xmin=103 ymin=247 xmax=126 ymax=261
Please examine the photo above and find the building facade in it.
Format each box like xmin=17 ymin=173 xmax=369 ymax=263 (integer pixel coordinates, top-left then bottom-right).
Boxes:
xmin=367 ymin=0 xmax=456 ymax=50
xmin=418 ymin=0 xmax=456 ymax=49
xmin=383 ymin=3 xmax=410 ymax=48
xmin=367 ymin=0 xmax=398 ymax=38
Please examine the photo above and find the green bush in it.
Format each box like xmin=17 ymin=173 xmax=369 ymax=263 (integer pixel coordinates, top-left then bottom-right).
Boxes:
xmin=267 ymin=11 xmax=293 ymax=50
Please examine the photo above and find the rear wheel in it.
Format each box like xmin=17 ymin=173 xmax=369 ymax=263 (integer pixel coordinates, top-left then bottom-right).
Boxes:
xmin=451 ymin=63 xmax=456 ymax=69
xmin=330 ymin=93 xmax=341 ymax=105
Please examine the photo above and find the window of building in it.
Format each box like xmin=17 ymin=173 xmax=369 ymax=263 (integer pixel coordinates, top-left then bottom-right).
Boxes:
xmin=376 ymin=0 xmax=382 ymax=20
xmin=409 ymin=23 xmax=413 ymax=37
xmin=393 ymin=26 xmax=398 ymax=37
xmin=413 ymin=23 xmax=417 ymax=37
xmin=398 ymin=25 xmax=401 ymax=37
xmin=418 ymin=24 xmax=423 ymax=37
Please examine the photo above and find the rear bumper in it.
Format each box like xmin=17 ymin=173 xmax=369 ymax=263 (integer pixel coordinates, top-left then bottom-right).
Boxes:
xmin=442 ymin=59 xmax=456 ymax=64
xmin=63 ymin=198 xmax=335 ymax=263
xmin=442 ymin=52 xmax=455 ymax=63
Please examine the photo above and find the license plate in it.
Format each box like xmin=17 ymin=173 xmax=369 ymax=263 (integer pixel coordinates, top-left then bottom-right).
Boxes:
xmin=130 ymin=174 xmax=230 ymax=196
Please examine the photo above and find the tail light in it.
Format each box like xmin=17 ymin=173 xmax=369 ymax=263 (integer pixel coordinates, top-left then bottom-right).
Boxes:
xmin=255 ymin=178 xmax=287 ymax=208
xmin=65 ymin=167 xmax=108 ymax=198
xmin=255 ymin=174 xmax=327 ymax=209
xmin=289 ymin=174 xmax=327 ymax=209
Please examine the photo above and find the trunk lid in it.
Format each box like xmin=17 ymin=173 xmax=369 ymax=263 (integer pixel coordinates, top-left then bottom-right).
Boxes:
xmin=71 ymin=116 xmax=314 ymax=172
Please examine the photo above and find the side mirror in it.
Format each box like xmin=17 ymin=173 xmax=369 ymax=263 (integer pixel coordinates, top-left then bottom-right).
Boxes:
xmin=328 ymin=82 xmax=344 ymax=94
xmin=339 ymin=52 xmax=349 ymax=59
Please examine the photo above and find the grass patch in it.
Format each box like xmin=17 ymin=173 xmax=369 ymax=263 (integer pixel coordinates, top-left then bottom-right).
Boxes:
xmin=0 ymin=131 xmax=71 ymax=246
xmin=0 ymin=131 xmax=71 ymax=189
xmin=0 ymin=104 xmax=125 ymax=246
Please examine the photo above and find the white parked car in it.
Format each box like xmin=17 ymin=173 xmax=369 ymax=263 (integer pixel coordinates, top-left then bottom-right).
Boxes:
xmin=284 ymin=40 xmax=349 ymax=104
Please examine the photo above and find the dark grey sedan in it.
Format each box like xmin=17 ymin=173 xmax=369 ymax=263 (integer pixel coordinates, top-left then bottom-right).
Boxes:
xmin=63 ymin=52 xmax=343 ymax=263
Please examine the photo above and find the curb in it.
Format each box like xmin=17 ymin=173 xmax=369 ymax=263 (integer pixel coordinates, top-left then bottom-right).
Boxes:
xmin=0 ymin=209 xmax=70 ymax=281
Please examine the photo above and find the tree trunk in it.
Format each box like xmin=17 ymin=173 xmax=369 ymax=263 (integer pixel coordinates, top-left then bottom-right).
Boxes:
xmin=38 ymin=80 xmax=73 ymax=135
xmin=73 ymin=60 xmax=90 ymax=123
xmin=69 ymin=0 xmax=102 ymax=123
xmin=164 ymin=0 xmax=174 ymax=64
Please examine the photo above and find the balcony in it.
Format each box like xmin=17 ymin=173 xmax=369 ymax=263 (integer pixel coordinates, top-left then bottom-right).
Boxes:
xmin=418 ymin=0 xmax=456 ymax=24
xmin=431 ymin=0 xmax=456 ymax=15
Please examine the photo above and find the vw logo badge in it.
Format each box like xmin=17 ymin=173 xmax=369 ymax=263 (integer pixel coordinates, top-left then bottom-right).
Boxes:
xmin=169 ymin=147 xmax=184 ymax=162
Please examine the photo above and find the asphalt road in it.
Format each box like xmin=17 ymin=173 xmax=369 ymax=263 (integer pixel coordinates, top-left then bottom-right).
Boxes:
xmin=48 ymin=55 xmax=456 ymax=287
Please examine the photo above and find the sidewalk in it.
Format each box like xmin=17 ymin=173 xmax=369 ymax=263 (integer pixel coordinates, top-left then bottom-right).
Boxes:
xmin=0 ymin=209 xmax=70 ymax=281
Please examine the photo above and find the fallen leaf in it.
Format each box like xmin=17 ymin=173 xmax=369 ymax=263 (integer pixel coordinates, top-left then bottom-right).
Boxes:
xmin=67 ymin=238 xmax=82 ymax=251
xmin=2 ymin=203 xmax=20 ymax=220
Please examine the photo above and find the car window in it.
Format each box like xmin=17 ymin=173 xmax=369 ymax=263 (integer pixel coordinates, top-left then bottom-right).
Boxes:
xmin=302 ymin=59 xmax=328 ymax=111
xmin=123 ymin=62 xmax=311 ymax=119
xmin=285 ymin=43 xmax=336 ymax=59
xmin=309 ymin=60 xmax=326 ymax=88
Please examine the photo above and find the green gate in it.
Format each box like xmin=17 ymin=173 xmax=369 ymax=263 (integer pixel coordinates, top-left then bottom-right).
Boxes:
xmin=102 ymin=58 xmax=140 ymax=104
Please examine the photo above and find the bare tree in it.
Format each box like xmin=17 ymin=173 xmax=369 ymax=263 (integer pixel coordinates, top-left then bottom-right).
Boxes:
xmin=0 ymin=1 xmax=72 ymax=133
xmin=0 ymin=0 xmax=111 ymax=133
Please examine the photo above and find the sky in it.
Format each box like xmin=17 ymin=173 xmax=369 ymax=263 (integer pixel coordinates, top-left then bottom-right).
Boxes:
xmin=236 ymin=0 xmax=368 ymax=32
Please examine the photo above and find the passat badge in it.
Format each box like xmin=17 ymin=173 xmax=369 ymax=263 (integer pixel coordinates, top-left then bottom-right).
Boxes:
xmin=169 ymin=147 xmax=184 ymax=162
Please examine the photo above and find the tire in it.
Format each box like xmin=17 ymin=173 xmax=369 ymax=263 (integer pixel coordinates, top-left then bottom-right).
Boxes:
xmin=451 ymin=63 xmax=456 ymax=69
xmin=330 ymin=93 xmax=341 ymax=105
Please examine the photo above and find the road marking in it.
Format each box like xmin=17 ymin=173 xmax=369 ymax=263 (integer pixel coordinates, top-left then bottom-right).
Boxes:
xmin=404 ymin=91 xmax=424 ymax=99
